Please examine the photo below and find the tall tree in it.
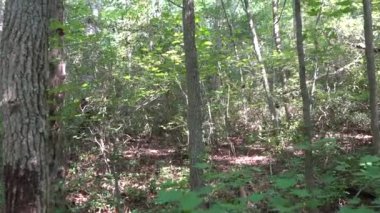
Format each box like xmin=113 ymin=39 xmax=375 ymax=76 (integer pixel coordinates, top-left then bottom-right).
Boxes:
xmin=182 ymin=0 xmax=205 ymax=190
xmin=363 ymin=0 xmax=380 ymax=154
xmin=272 ymin=0 xmax=282 ymax=52
xmin=242 ymin=0 xmax=279 ymax=134
xmin=0 ymin=0 xmax=51 ymax=212
xmin=294 ymin=0 xmax=314 ymax=190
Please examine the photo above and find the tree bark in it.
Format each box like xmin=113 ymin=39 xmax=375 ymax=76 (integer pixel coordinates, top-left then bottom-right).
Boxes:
xmin=182 ymin=0 xmax=205 ymax=190
xmin=0 ymin=0 xmax=3 ymax=36
xmin=243 ymin=0 xmax=279 ymax=134
xmin=294 ymin=0 xmax=314 ymax=190
xmin=272 ymin=0 xmax=282 ymax=51
xmin=363 ymin=0 xmax=380 ymax=154
xmin=0 ymin=0 xmax=50 ymax=212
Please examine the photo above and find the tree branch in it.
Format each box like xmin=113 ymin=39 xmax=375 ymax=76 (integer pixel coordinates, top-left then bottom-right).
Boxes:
xmin=353 ymin=42 xmax=380 ymax=53
xmin=275 ymin=0 xmax=287 ymax=25
xmin=166 ymin=0 xmax=183 ymax=9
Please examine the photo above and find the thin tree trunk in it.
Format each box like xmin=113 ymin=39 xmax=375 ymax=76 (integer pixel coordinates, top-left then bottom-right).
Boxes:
xmin=363 ymin=0 xmax=380 ymax=154
xmin=0 ymin=0 xmax=3 ymax=37
xmin=272 ymin=0 xmax=292 ymax=123
xmin=272 ymin=0 xmax=282 ymax=51
xmin=48 ymin=0 xmax=66 ymax=178
xmin=48 ymin=0 xmax=67 ymax=210
xmin=243 ymin=0 xmax=279 ymax=134
xmin=220 ymin=0 xmax=249 ymax=124
xmin=311 ymin=10 xmax=323 ymax=100
xmin=294 ymin=0 xmax=314 ymax=190
xmin=0 ymin=0 xmax=50 ymax=212
xmin=183 ymin=0 xmax=205 ymax=190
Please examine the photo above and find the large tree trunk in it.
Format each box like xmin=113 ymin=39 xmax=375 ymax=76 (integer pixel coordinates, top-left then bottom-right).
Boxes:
xmin=183 ymin=0 xmax=205 ymax=190
xmin=0 ymin=0 xmax=50 ymax=212
xmin=294 ymin=0 xmax=314 ymax=190
xmin=363 ymin=0 xmax=380 ymax=154
xmin=243 ymin=0 xmax=279 ymax=134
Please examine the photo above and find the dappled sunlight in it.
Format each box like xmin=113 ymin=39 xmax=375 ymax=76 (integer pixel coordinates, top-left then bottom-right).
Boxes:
xmin=212 ymin=155 xmax=273 ymax=166
xmin=123 ymin=148 xmax=176 ymax=159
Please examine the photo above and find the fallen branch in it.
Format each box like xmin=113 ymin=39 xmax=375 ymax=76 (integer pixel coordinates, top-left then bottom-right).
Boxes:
xmin=352 ymin=42 xmax=380 ymax=53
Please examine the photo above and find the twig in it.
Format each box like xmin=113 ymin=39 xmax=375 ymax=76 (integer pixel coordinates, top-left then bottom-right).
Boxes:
xmin=275 ymin=0 xmax=287 ymax=25
xmin=353 ymin=42 xmax=380 ymax=53
xmin=166 ymin=0 xmax=183 ymax=9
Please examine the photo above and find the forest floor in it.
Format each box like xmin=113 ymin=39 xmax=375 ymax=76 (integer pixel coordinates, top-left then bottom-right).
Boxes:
xmin=65 ymin=132 xmax=374 ymax=212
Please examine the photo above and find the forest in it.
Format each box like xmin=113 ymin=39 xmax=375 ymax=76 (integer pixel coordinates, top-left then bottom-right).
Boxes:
xmin=0 ymin=0 xmax=380 ymax=212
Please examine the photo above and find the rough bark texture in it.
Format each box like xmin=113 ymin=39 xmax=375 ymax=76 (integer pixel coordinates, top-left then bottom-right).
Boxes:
xmin=183 ymin=0 xmax=205 ymax=190
xmin=294 ymin=0 xmax=314 ymax=190
xmin=243 ymin=0 xmax=279 ymax=133
xmin=0 ymin=0 xmax=50 ymax=212
xmin=363 ymin=0 xmax=380 ymax=154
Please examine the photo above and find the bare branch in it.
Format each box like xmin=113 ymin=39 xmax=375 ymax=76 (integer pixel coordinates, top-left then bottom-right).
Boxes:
xmin=166 ymin=0 xmax=183 ymax=9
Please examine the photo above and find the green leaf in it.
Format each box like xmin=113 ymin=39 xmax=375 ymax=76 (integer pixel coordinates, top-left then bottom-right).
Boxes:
xmin=336 ymin=0 xmax=352 ymax=6
xmin=249 ymin=193 xmax=265 ymax=202
xmin=194 ymin=163 xmax=209 ymax=169
xmin=360 ymin=155 xmax=380 ymax=164
xmin=270 ymin=196 xmax=292 ymax=211
xmin=335 ymin=162 xmax=350 ymax=171
xmin=202 ymin=41 xmax=213 ymax=46
xmin=348 ymin=197 xmax=361 ymax=205
xmin=197 ymin=186 xmax=213 ymax=196
xmin=290 ymin=189 xmax=310 ymax=198
xmin=340 ymin=206 xmax=376 ymax=213
xmin=201 ymin=204 xmax=225 ymax=213
xmin=275 ymin=177 xmax=297 ymax=189
xmin=179 ymin=192 xmax=202 ymax=211
xmin=362 ymin=167 xmax=380 ymax=179
xmin=81 ymin=83 xmax=89 ymax=88
xmin=156 ymin=190 xmax=182 ymax=204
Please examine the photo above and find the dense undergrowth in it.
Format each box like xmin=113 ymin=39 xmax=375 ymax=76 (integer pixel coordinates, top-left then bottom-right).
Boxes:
xmin=59 ymin=95 xmax=380 ymax=212
xmin=63 ymin=131 xmax=380 ymax=212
